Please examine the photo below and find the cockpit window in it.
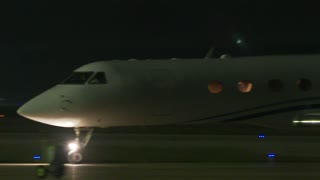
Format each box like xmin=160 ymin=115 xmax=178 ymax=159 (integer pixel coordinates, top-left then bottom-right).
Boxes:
xmin=61 ymin=72 xmax=94 ymax=84
xmin=88 ymin=72 xmax=107 ymax=84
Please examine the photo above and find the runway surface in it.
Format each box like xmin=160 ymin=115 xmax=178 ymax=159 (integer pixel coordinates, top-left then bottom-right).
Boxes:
xmin=2 ymin=116 xmax=320 ymax=179
xmin=1 ymin=163 xmax=320 ymax=180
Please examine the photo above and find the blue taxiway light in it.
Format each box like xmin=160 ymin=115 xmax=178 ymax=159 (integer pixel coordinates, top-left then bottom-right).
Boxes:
xmin=33 ymin=155 xmax=41 ymax=160
xmin=258 ymin=134 xmax=265 ymax=139
xmin=268 ymin=153 xmax=276 ymax=158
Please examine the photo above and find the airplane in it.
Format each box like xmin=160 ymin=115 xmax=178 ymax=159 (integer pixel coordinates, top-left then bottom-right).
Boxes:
xmin=17 ymin=53 xmax=320 ymax=163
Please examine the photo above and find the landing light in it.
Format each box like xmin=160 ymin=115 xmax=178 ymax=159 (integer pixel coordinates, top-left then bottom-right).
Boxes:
xmin=293 ymin=120 xmax=320 ymax=124
xmin=68 ymin=142 xmax=80 ymax=152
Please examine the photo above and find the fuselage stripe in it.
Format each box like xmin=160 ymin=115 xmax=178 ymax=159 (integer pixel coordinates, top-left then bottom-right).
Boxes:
xmin=181 ymin=97 xmax=320 ymax=124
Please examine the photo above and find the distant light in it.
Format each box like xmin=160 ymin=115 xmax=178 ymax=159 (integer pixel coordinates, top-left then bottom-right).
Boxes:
xmin=236 ymin=39 xmax=243 ymax=44
xmin=258 ymin=134 xmax=265 ymax=139
xmin=0 ymin=115 xmax=5 ymax=118
xmin=293 ymin=120 xmax=320 ymax=124
xmin=268 ymin=153 xmax=276 ymax=158
xmin=33 ymin=155 xmax=41 ymax=160
xmin=220 ymin=54 xmax=232 ymax=59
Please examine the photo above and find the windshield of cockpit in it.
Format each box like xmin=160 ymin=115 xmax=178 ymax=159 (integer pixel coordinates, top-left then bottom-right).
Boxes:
xmin=61 ymin=72 xmax=107 ymax=84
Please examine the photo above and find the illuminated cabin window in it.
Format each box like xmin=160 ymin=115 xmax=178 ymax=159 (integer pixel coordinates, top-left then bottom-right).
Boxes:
xmin=208 ymin=81 xmax=224 ymax=94
xmin=268 ymin=79 xmax=283 ymax=92
xmin=238 ymin=80 xmax=253 ymax=93
xmin=296 ymin=78 xmax=312 ymax=91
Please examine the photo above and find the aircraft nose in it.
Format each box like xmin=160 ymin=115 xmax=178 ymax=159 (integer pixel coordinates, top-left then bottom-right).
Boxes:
xmin=17 ymin=101 xmax=39 ymax=119
xmin=17 ymin=93 xmax=59 ymax=120
xmin=17 ymin=103 xmax=27 ymax=118
xmin=17 ymin=99 xmax=44 ymax=120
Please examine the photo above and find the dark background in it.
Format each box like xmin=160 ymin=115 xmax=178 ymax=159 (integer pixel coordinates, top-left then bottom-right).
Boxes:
xmin=1 ymin=1 xmax=320 ymax=104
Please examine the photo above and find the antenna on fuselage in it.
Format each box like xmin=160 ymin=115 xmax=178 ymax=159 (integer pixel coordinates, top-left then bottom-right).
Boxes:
xmin=204 ymin=47 xmax=215 ymax=59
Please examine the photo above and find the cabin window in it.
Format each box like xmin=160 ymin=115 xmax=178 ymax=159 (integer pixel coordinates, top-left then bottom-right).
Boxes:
xmin=208 ymin=81 xmax=223 ymax=94
xmin=61 ymin=72 xmax=94 ymax=84
xmin=238 ymin=80 xmax=253 ymax=93
xmin=296 ymin=78 xmax=312 ymax=91
xmin=268 ymin=79 xmax=283 ymax=92
xmin=89 ymin=72 xmax=107 ymax=84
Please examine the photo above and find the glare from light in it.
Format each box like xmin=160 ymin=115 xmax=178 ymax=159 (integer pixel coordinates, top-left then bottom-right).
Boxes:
xmin=68 ymin=143 xmax=79 ymax=152
xmin=293 ymin=120 xmax=320 ymax=124
xmin=0 ymin=114 xmax=5 ymax=118
xmin=65 ymin=122 xmax=75 ymax=127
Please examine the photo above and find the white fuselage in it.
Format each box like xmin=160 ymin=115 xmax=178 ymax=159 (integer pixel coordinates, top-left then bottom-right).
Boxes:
xmin=17 ymin=54 xmax=320 ymax=131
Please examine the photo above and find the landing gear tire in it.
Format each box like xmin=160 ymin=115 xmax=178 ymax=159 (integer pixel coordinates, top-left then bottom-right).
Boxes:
xmin=68 ymin=151 xmax=83 ymax=163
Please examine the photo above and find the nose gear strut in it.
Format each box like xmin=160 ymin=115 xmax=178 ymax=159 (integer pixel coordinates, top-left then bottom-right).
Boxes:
xmin=68 ymin=127 xmax=94 ymax=163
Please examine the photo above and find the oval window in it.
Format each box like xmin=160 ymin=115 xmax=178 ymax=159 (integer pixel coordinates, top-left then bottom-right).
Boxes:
xmin=268 ymin=79 xmax=283 ymax=92
xmin=296 ymin=78 xmax=312 ymax=91
xmin=208 ymin=81 xmax=223 ymax=94
xmin=238 ymin=80 xmax=253 ymax=93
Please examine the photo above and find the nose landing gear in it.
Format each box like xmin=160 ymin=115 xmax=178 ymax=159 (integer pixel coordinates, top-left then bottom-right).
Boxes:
xmin=67 ymin=127 xmax=94 ymax=163
xmin=68 ymin=151 xmax=83 ymax=163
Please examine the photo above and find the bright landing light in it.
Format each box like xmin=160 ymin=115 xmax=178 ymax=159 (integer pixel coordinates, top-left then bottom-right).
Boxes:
xmin=68 ymin=142 xmax=80 ymax=152
xmin=293 ymin=120 xmax=320 ymax=124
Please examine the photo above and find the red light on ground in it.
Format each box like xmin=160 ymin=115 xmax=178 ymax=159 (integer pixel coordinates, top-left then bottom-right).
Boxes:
xmin=0 ymin=115 xmax=5 ymax=118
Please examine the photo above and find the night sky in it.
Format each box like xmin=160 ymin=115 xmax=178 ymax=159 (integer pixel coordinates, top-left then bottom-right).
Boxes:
xmin=1 ymin=1 xmax=320 ymax=104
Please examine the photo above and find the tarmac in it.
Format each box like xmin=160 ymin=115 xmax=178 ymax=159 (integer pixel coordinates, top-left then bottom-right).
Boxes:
xmin=1 ymin=162 xmax=320 ymax=180
xmin=2 ymin=116 xmax=320 ymax=179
